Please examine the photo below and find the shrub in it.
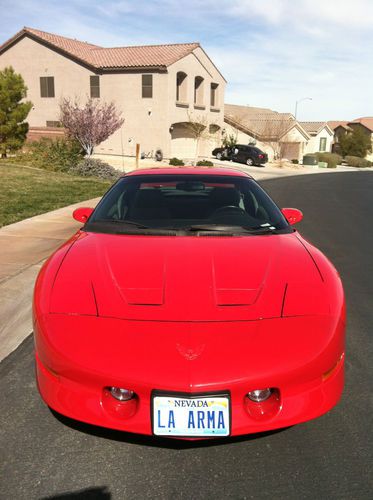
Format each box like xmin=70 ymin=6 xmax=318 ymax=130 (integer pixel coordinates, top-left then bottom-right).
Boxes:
xmin=339 ymin=127 xmax=372 ymax=158
xmin=27 ymin=137 xmax=84 ymax=171
xmin=169 ymin=157 xmax=185 ymax=166
xmin=291 ymin=159 xmax=299 ymax=164
xmin=0 ymin=66 xmax=32 ymax=157
xmin=196 ymin=160 xmax=214 ymax=166
xmin=314 ymin=152 xmax=342 ymax=169
xmin=69 ymin=158 xmax=121 ymax=180
xmin=345 ymin=155 xmax=372 ymax=168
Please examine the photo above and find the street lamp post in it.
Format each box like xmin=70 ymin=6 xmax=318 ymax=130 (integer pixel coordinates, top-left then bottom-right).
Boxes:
xmin=294 ymin=97 xmax=312 ymax=120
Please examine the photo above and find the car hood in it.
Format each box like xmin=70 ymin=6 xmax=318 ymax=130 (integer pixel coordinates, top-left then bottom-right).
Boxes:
xmin=50 ymin=231 xmax=329 ymax=321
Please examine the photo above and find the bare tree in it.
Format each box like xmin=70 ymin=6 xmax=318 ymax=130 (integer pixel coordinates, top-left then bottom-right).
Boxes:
xmin=184 ymin=112 xmax=218 ymax=165
xmin=60 ymin=98 xmax=124 ymax=156
xmin=258 ymin=118 xmax=293 ymax=159
xmin=224 ymin=112 xmax=294 ymax=160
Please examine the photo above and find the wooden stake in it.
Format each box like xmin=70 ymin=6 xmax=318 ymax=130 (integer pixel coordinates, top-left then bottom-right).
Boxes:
xmin=136 ymin=143 xmax=140 ymax=169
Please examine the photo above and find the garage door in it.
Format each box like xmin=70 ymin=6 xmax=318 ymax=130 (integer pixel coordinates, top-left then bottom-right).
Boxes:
xmin=170 ymin=123 xmax=196 ymax=159
xmin=280 ymin=142 xmax=300 ymax=161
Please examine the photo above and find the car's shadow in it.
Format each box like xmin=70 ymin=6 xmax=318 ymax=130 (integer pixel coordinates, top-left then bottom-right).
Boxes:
xmin=50 ymin=408 xmax=289 ymax=449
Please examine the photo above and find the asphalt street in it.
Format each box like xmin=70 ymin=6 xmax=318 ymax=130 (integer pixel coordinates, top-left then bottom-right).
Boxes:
xmin=1 ymin=171 xmax=372 ymax=500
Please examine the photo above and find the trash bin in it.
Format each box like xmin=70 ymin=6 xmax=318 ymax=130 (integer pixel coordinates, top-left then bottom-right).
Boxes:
xmin=303 ymin=154 xmax=318 ymax=166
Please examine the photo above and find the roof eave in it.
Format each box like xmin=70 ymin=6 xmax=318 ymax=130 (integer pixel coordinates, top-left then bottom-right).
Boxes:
xmin=0 ymin=29 xmax=99 ymax=72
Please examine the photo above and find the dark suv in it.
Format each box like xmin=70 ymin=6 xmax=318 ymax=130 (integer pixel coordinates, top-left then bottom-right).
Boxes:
xmin=212 ymin=144 xmax=268 ymax=166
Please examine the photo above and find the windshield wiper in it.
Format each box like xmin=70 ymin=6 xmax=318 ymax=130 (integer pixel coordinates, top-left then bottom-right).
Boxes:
xmin=94 ymin=219 xmax=150 ymax=229
xmin=185 ymin=224 xmax=242 ymax=232
xmin=185 ymin=224 xmax=279 ymax=234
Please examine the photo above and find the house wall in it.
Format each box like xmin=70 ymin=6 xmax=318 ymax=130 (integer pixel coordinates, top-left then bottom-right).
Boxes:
xmin=0 ymin=36 xmax=93 ymax=126
xmin=303 ymin=128 xmax=333 ymax=155
xmin=167 ymin=48 xmax=225 ymax=159
xmin=0 ymin=35 xmax=225 ymax=160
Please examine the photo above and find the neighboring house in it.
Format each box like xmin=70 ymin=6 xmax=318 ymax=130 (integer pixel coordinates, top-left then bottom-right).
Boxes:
xmin=328 ymin=118 xmax=373 ymax=160
xmin=347 ymin=117 xmax=373 ymax=161
xmin=327 ymin=121 xmax=351 ymax=153
xmin=224 ymin=104 xmax=310 ymax=161
xmin=0 ymin=27 xmax=226 ymax=159
xmin=299 ymin=122 xmax=333 ymax=155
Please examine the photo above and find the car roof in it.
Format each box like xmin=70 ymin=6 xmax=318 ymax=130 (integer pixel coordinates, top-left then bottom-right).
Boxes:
xmin=124 ymin=167 xmax=253 ymax=178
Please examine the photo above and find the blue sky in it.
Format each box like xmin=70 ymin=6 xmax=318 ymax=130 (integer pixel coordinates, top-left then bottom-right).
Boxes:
xmin=1 ymin=0 xmax=372 ymax=121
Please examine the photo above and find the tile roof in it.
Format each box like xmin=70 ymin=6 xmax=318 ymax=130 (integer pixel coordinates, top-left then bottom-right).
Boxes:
xmin=349 ymin=117 xmax=373 ymax=132
xmin=0 ymin=27 xmax=200 ymax=70
xmin=224 ymin=103 xmax=299 ymax=139
xmin=299 ymin=121 xmax=332 ymax=135
xmin=327 ymin=121 xmax=350 ymax=131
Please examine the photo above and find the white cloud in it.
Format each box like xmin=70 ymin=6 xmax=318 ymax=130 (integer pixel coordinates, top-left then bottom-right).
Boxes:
xmin=1 ymin=0 xmax=372 ymax=120
xmin=229 ymin=0 xmax=373 ymax=31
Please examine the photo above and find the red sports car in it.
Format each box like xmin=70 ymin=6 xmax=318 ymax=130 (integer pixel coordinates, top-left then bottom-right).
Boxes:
xmin=33 ymin=167 xmax=345 ymax=438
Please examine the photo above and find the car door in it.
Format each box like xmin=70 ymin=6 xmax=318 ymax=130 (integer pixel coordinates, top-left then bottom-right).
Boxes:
xmin=231 ymin=146 xmax=244 ymax=163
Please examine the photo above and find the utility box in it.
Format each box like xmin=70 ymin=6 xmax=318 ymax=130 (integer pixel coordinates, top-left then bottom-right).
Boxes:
xmin=303 ymin=154 xmax=318 ymax=166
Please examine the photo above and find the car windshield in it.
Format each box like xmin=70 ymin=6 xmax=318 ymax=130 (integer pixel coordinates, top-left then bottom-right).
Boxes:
xmin=86 ymin=174 xmax=291 ymax=235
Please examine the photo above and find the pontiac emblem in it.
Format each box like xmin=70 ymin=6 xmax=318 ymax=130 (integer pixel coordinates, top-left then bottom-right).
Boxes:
xmin=176 ymin=343 xmax=205 ymax=361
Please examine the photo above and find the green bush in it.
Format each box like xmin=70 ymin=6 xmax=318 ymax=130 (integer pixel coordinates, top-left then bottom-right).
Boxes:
xmin=196 ymin=160 xmax=214 ymax=166
xmin=339 ymin=127 xmax=372 ymax=158
xmin=345 ymin=155 xmax=372 ymax=168
xmin=169 ymin=157 xmax=185 ymax=166
xmin=314 ymin=152 xmax=342 ymax=169
xmin=69 ymin=158 xmax=121 ymax=180
xmin=291 ymin=159 xmax=299 ymax=164
xmin=27 ymin=137 xmax=84 ymax=171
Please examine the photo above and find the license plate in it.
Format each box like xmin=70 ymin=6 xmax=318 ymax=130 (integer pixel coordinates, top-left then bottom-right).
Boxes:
xmin=152 ymin=394 xmax=230 ymax=437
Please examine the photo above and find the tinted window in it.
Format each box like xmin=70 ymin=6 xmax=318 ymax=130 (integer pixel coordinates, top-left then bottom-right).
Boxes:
xmin=142 ymin=74 xmax=153 ymax=98
xmin=40 ymin=77 xmax=55 ymax=98
xmin=90 ymin=75 xmax=100 ymax=98
xmin=87 ymin=174 xmax=290 ymax=235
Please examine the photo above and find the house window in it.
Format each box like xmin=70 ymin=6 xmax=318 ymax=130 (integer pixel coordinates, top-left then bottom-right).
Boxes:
xmin=40 ymin=77 xmax=55 ymax=98
xmin=194 ymin=76 xmax=204 ymax=106
xmin=142 ymin=74 xmax=153 ymax=98
xmin=90 ymin=75 xmax=100 ymax=98
xmin=176 ymin=72 xmax=187 ymax=102
xmin=46 ymin=121 xmax=61 ymax=127
xmin=210 ymin=83 xmax=219 ymax=107
xmin=319 ymin=137 xmax=327 ymax=152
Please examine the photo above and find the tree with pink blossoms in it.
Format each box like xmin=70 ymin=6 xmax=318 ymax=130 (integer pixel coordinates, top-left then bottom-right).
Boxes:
xmin=59 ymin=98 xmax=124 ymax=157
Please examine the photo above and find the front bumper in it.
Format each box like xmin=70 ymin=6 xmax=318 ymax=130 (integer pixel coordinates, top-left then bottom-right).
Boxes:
xmin=34 ymin=314 xmax=345 ymax=437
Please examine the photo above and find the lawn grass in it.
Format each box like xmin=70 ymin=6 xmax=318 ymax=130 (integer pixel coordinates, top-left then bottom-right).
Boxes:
xmin=0 ymin=163 xmax=112 ymax=227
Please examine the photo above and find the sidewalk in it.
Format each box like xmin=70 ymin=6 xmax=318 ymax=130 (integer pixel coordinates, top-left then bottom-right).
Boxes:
xmin=0 ymin=198 xmax=100 ymax=361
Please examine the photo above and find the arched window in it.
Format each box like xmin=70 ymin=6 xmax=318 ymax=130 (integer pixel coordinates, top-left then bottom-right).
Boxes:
xmin=194 ymin=76 xmax=204 ymax=106
xmin=176 ymin=72 xmax=188 ymax=102
xmin=210 ymin=83 xmax=219 ymax=107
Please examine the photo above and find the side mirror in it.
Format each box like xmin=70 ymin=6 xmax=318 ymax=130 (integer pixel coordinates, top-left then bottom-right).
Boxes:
xmin=73 ymin=207 xmax=94 ymax=223
xmin=281 ymin=208 xmax=303 ymax=225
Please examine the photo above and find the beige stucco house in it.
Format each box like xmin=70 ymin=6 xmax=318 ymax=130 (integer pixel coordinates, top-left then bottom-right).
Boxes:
xmin=299 ymin=122 xmax=333 ymax=155
xmin=0 ymin=27 xmax=226 ymax=159
xmin=224 ymin=104 xmax=310 ymax=161
xmin=328 ymin=118 xmax=373 ymax=160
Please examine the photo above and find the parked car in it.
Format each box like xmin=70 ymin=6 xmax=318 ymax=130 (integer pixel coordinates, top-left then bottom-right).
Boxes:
xmin=212 ymin=144 xmax=268 ymax=166
xmin=34 ymin=167 xmax=345 ymax=439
